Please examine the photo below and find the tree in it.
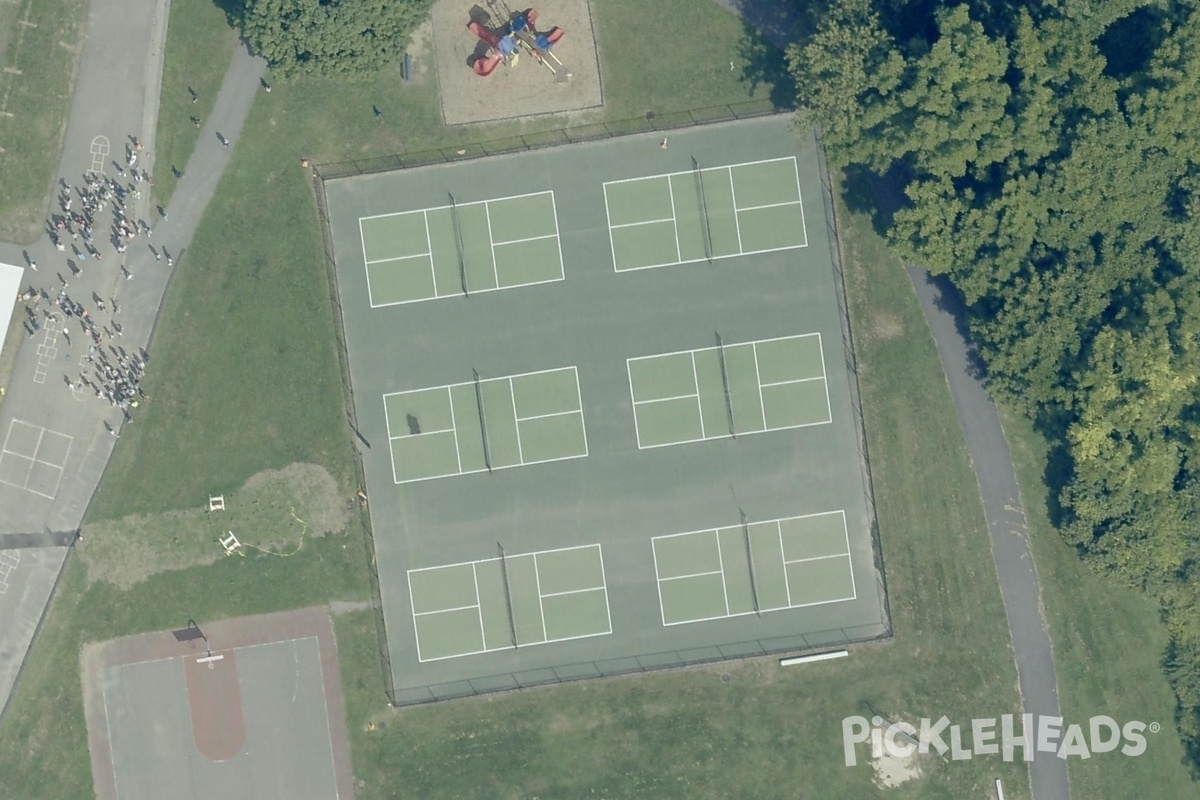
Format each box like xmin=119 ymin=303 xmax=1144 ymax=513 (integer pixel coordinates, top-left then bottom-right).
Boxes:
xmin=789 ymin=0 xmax=1200 ymax=771
xmin=241 ymin=0 xmax=433 ymax=78
xmin=786 ymin=0 xmax=904 ymax=156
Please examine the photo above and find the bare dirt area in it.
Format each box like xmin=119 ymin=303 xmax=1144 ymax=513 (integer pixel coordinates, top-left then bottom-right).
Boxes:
xmin=79 ymin=462 xmax=353 ymax=589
xmin=431 ymin=0 xmax=604 ymax=125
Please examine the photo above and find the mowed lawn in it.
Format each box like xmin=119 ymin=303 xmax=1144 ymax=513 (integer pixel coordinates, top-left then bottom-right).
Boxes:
xmin=0 ymin=0 xmax=1195 ymax=797
xmin=0 ymin=0 xmax=89 ymax=243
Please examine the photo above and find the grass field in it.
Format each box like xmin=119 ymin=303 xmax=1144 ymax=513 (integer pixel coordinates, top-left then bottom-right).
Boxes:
xmin=1 ymin=0 xmax=1196 ymax=797
xmin=0 ymin=0 xmax=89 ymax=243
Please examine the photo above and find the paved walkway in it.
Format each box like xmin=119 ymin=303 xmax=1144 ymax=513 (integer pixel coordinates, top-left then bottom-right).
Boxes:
xmin=0 ymin=0 xmax=265 ymax=720
xmin=908 ymin=270 xmax=1070 ymax=800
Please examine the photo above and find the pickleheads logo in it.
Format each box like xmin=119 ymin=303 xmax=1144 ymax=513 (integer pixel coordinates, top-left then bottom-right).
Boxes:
xmin=841 ymin=715 xmax=1158 ymax=766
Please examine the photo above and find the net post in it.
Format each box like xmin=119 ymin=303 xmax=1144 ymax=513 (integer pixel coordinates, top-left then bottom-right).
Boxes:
xmin=473 ymin=368 xmax=493 ymax=473
xmin=692 ymin=156 xmax=714 ymax=264
xmin=715 ymin=331 xmax=736 ymax=438
xmin=449 ymin=193 xmax=468 ymax=296
xmin=740 ymin=508 xmax=761 ymax=617
xmin=498 ymin=541 xmax=518 ymax=648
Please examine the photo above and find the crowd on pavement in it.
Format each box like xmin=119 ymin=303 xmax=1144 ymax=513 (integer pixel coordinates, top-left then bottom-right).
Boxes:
xmin=19 ymin=134 xmax=169 ymax=429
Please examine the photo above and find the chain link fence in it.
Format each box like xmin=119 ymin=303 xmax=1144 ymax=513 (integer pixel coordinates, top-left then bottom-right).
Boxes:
xmin=312 ymin=99 xmax=780 ymax=181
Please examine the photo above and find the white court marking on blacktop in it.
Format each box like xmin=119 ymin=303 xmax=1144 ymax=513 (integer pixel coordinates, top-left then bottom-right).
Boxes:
xmin=89 ymin=135 xmax=110 ymax=175
xmin=32 ymin=317 xmax=60 ymax=385
xmin=0 ymin=551 xmax=18 ymax=595
xmin=0 ymin=420 xmax=73 ymax=500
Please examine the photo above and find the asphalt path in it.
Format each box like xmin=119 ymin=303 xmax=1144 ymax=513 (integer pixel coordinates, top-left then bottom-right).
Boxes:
xmin=0 ymin=0 xmax=265 ymax=721
xmin=908 ymin=269 xmax=1071 ymax=800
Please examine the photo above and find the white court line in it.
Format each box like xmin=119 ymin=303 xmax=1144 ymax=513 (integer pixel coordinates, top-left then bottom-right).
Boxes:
xmin=751 ymin=342 xmax=769 ymax=429
xmin=777 ymin=521 xmax=794 ymax=608
xmin=626 ymin=359 xmax=644 ymax=449
xmin=386 ymin=427 xmax=456 ymax=441
xmin=793 ymin=157 xmax=810 ymax=247
xmin=596 ymin=543 xmax=613 ymax=634
xmin=782 ymin=552 xmax=852 ymax=566
xmin=727 ymin=166 xmax=744 ymax=253
xmin=690 ymin=352 xmax=706 ymax=440
xmin=363 ymin=252 xmax=432 ymax=267
xmin=603 ymin=183 xmax=619 ymax=273
xmin=735 ymin=199 xmax=803 ymax=213
xmin=358 ymin=219 xmax=377 ymax=308
xmin=514 ymin=408 xmax=582 ymax=422
xmin=539 ymin=585 xmax=607 ymax=598
xmin=446 ymin=386 xmax=464 ymax=473
xmin=358 ymin=189 xmax=555 ymax=222
xmin=471 ymin=562 xmax=489 ymax=650
xmin=657 ymin=569 xmax=725 ymax=582
xmin=713 ymin=530 xmax=731 ymax=616
xmin=759 ymin=376 xmax=826 ymax=388
xmin=483 ymin=201 xmax=500 ymax=289
xmin=508 ymin=377 xmax=525 ymax=465
xmin=492 ymin=232 xmax=559 ymax=247
xmin=308 ymin=640 xmax=343 ymax=800
xmin=816 ymin=332 xmax=833 ymax=422
xmin=409 ymin=543 xmax=610 ymax=657
xmin=665 ymin=176 xmax=682 ymax=262
xmin=362 ymin=189 xmax=563 ymax=307
xmin=611 ymin=242 xmax=807 ymax=273
xmin=532 ymin=553 xmax=549 ymax=643
xmin=631 ymin=391 xmax=701 ymax=406
xmin=602 ymin=156 xmax=796 ymax=187
xmin=550 ymin=192 xmax=566 ymax=282
xmin=607 ymin=216 xmax=678 ymax=230
xmin=413 ymin=602 xmax=481 ymax=616
xmin=423 ymin=210 xmax=439 ymax=296
xmin=627 ymin=333 xmax=831 ymax=447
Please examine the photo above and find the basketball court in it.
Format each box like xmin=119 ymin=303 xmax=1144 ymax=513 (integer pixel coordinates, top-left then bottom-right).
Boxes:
xmin=319 ymin=114 xmax=889 ymax=704
xmin=82 ymin=608 xmax=353 ymax=800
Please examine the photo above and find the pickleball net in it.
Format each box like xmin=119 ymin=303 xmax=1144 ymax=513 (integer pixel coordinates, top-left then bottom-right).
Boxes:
xmin=692 ymin=156 xmax=714 ymax=264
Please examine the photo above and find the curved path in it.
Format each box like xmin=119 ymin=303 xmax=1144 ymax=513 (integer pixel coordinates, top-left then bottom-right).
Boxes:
xmin=0 ymin=0 xmax=264 ymax=720
xmin=907 ymin=270 xmax=1070 ymax=800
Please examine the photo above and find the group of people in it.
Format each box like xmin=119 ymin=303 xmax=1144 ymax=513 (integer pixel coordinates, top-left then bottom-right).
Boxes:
xmin=25 ymin=135 xmax=169 ymax=429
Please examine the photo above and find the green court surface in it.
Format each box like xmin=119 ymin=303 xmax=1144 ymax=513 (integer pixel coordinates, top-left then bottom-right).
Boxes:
xmin=653 ymin=511 xmax=855 ymax=626
xmin=603 ymin=156 xmax=807 ymax=271
xmin=321 ymin=115 xmax=889 ymax=704
xmin=407 ymin=544 xmax=611 ymax=661
xmin=383 ymin=366 xmax=588 ymax=483
xmin=627 ymin=333 xmax=832 ymax=448
xmin=360 ymin=191 xmax=564 ymax=306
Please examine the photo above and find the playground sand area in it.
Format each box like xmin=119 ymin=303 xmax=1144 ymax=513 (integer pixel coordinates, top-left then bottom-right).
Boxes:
xmin=432 ymin=0 xmax=604 ymax=125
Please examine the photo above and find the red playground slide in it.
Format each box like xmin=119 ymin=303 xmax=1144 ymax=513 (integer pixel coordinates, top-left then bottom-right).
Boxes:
xmin=467 ymin=20 xmax=501 ymax=48
xmin=472 ymin=52 xmax=503 ymax=76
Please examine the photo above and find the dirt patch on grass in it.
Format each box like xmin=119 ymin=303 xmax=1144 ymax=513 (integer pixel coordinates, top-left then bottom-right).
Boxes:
xmin=869 ymin=312 xmax=905 ymax=341
xmin=871 ymin=739 xmax=924 ymax=789
xmin=80 ymin=462 xmax=353 ymax=589
xmin=431 ymin=0 xmax=604 ymax=125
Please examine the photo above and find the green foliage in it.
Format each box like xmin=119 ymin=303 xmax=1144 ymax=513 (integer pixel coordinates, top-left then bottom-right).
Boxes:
xmin=240 ymin=0 xmax=433 ymax=78
xmin=789 ymin=0 xmax=1200 ymax=774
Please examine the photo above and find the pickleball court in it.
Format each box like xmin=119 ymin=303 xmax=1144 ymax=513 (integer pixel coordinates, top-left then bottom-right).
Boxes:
xmin=320 ymin=115 xmax=889 ymax=704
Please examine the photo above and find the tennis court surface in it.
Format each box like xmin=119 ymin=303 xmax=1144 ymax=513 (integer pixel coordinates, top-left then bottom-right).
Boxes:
xmin=321 ymin=115 xmax=889 ymax=704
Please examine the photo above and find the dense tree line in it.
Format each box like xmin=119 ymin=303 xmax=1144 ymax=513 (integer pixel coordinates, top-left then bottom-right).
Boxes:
xmin=790 ymin=0 xmax=1200 ymax=770
xmin=238 ymin=0 xmax=433 ymax=77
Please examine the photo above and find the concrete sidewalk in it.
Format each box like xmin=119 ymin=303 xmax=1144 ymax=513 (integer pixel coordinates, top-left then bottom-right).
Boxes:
xmin=0 ymin=0 xmax=265 ymax=721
